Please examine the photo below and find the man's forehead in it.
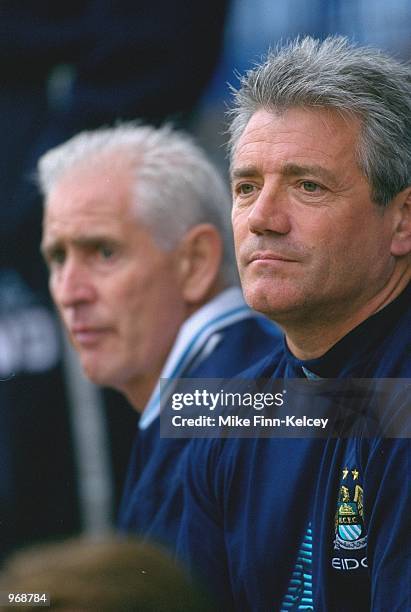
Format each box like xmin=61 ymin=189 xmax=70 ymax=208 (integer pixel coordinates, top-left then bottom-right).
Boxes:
xmin=231 ymin=107 xmax=361 ymax=176
xmin=45 ymin=152 xmax=135 ymax=204
xmin=41 ymin=191 xmax=133 ymax=253
xmin=43 ymin=171 xmax=136 ymax=229
xmin=235 ymin=106 xmax=360 ymax=147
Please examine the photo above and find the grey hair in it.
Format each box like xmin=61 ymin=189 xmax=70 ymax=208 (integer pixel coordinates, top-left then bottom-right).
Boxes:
xmin=228 ymin=36 xmax=411 ymax=206
xmin=37 ymin=123 xmax=237 ymax=285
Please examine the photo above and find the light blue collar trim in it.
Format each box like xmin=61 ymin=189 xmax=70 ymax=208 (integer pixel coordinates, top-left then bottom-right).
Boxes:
xmin=139 ymin=287 xmax=256 ymax=429
xmin=302 ymin=366 xmax=322 ymax=380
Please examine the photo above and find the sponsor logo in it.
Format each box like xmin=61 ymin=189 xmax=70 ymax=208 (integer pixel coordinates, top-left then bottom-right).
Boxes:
xmin=332 ymin=557 xmax=368 ymax=570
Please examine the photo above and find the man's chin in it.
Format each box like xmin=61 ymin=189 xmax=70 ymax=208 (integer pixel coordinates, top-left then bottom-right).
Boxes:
xmin=81 ymin=360 xmax=129 ymax=393
xmin=243 ymin=287 xmax=305 ymax=322
xmin=80 ymin=358 xmax=111 ymax=386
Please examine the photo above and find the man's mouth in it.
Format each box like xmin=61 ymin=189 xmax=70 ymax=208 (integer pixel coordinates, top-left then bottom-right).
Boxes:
xmin=70 ymin=326 xmax=109 ymax=347
xmin=248 ymin=251 xmax=296 ymax=263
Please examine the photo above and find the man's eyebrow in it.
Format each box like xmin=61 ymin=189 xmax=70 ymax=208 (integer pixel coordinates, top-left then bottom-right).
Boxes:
xmin=40 ymin=239 xmax=59 ymax=258
xmin=41 ymin=235 xmax=115 ymax=257
xmin=230 ymin=163 xmax=337 ymax=185
xmin=281 ymin=163 xmax=337 ymax=184
xmin=72 ymin=236 xmax=115 ymax=248
xmin=230 ymin=166 xmax=260 ymax=181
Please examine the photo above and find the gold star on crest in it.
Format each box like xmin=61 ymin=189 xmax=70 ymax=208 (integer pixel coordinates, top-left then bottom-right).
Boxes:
xmin=342 ymin=467 xmax=349 ymax=479
xmin=351 ymin=469 xmax=359 ymax=480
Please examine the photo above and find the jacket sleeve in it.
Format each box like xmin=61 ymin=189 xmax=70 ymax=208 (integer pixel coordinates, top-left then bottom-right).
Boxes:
xmin=176 ymin=437 xmax=235 ymax=611
xmin=364 ymin=436 xmax=411 ymax=611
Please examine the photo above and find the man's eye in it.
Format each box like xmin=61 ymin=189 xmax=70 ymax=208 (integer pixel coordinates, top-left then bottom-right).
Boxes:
xmin=237 ymin=183 xmax=255 ymax=195
xmin=48 ymin=249 xmax=66 ymax=266
xmin=301 ymin=181 xmax=320 ymax=192
xmin=100 ymin=245 xmax=114 ymax=259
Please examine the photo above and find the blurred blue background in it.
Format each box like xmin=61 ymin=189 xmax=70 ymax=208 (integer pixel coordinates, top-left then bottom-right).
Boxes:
xmin=194 ymin=0 xmax=411 ymax=167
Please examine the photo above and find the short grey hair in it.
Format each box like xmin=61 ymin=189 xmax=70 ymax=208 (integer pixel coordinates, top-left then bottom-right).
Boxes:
xmin=37 ymin=123 xmax=237 ymax=285
xmin=228 ymin=36 xmax=411 ymax=206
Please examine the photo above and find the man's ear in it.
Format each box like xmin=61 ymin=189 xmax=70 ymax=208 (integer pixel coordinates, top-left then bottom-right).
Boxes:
xmin=390 ymin=187 xmax=411 ymax=257
xmin=177 ymin=224 xmax=223 ymax=304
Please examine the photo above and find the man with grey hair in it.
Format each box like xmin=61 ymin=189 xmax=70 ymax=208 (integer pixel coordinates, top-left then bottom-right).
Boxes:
xmin=38 ymin=123 xmax=279 ymax=544
xmin=177 ymin=37 xmax=411 ymax=610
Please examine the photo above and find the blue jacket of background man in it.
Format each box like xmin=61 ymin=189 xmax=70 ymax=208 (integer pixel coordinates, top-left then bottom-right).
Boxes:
xmin=118 ymin=289 xmax=281 ymax=546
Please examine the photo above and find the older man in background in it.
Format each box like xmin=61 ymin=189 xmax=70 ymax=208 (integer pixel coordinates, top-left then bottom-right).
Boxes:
xmin=38 ymin=124 xmax=279 ymax=544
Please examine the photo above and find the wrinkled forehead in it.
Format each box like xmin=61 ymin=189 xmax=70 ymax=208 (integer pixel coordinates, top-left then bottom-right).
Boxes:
xmin=44 ymin=154 xmax=138 ymax=218
xmin=44 ymin=148 xmax=137 ymax=206
xmin=231 ymin=107 xmax=363 ymax=175
xmin=41 ymin=167 xmax=142 ymax=258
xmin=230 ymin=106 xmax=362 ymax=161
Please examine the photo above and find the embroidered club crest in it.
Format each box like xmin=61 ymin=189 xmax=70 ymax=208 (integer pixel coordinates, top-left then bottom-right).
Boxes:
xmin=334 ymin=467 xmax=367 ymax=550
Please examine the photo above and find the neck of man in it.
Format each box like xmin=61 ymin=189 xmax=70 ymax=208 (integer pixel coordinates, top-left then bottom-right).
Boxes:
xmin=283 ymin=261 xmax=411 ymax=361
xmin=123 ymin=373 xmax=161 ymax=413
xmin=122 ymin=283 xmax=226 ymax=411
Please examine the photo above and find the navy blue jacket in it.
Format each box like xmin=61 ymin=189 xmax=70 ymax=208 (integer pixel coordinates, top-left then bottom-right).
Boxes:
xmin=177 ymin=284 xmax=411 ymax=611
xmin=118 ymin=316 xmax=281 ymax=545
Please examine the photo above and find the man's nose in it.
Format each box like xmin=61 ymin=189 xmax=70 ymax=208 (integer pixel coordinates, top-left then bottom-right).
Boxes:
xmin=51 ymin=259 xmax=96 ymax=309
xmin=247 ymin=185 xmax=291 ymax=236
